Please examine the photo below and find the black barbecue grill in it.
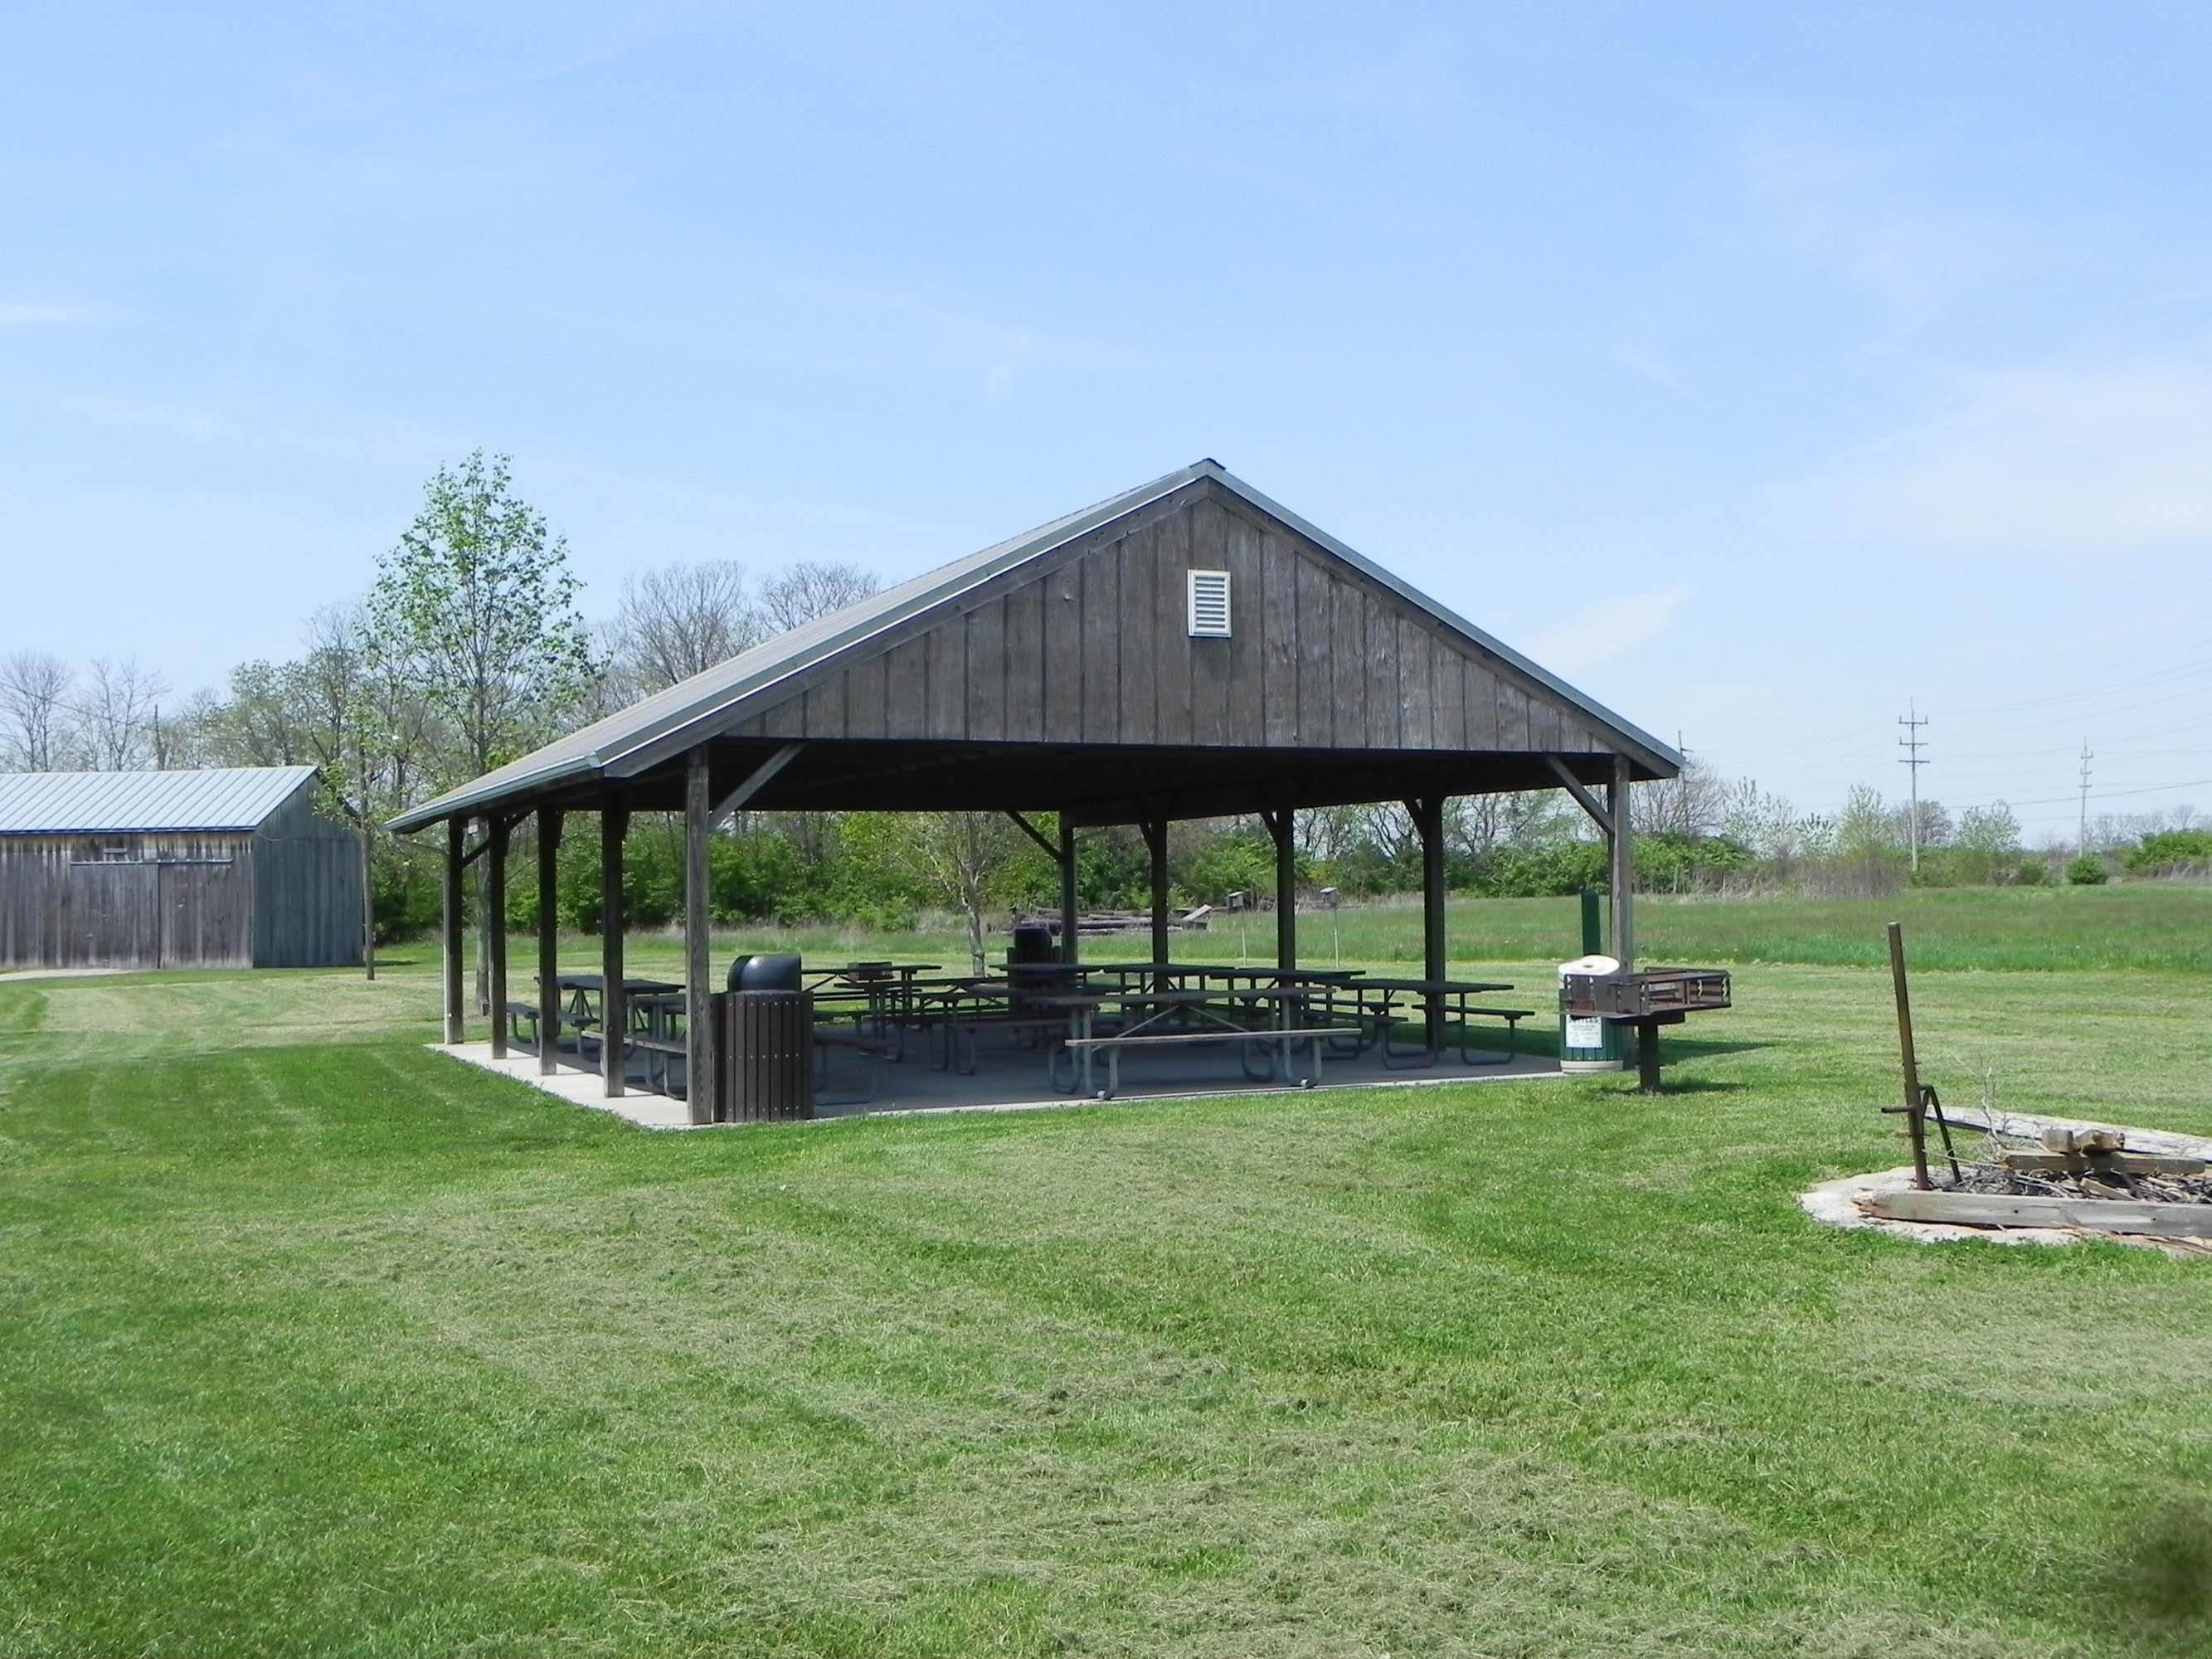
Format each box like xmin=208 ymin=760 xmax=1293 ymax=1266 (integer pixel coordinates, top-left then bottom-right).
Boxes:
xmin=1559 ymin=968 xmax=1732 ymax=1091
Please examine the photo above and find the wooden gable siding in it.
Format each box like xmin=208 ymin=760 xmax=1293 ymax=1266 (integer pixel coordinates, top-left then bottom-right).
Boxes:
xmin=727 ymin=483 xmax=1612 ymax=756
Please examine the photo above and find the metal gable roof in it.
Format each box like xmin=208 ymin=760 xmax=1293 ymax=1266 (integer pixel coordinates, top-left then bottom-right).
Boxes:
xmin=390 ymin=460 xmax=1682 ymax=831
xmin=0 ymin=766 xmax=319 ymax=834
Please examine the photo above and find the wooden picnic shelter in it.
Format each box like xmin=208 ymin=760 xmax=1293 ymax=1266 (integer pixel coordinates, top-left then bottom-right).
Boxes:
xmin=390 ymin=459 xmax=1681 ymax=1121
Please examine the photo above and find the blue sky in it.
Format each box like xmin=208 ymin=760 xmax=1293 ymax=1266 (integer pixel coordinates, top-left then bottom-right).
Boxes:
xmin=4 ymin=2 xmax=2208 ymax=841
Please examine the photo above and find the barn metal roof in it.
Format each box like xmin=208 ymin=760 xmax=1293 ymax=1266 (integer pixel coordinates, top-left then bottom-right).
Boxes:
xmin=0 ymin=766 xmax=318 ymax=834
xmin=390 ymin=460 xmax=1682 ymax=831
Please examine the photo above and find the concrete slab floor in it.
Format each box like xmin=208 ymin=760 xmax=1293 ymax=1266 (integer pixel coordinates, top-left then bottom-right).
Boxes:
xmin=430 ymin=1029 xmax=1563 ymax=1131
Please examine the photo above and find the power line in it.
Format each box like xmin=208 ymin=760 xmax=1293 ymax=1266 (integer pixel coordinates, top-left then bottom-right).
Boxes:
xmin=2078 ymin=742 xmax=2094 ymax=853
xmin=1943 ymin=775 xmax=2212 ymax=813
xmin=1898 ymin=701 xmax=1929 ymax=873
xmin=1930 ymin=663 xmax=2212 ymax=718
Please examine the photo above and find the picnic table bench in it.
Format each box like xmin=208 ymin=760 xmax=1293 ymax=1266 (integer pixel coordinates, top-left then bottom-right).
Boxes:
xmin=1059 ymin=1024 xmax=1362 ymax=1098
xmin=631 ymin=1032 xmax=688 ymax=1094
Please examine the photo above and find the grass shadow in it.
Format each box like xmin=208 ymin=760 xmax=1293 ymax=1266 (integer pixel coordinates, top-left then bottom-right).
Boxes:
xmin=1622 ymin=1078 xmax=1753 ymax=1097
xmin=2078 ymin=1499 xmax=2212 ymax=1652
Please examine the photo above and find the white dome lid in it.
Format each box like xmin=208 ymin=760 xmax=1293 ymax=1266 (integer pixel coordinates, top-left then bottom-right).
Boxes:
xmin=1558 ymin=953 xmax=1620 ymax=978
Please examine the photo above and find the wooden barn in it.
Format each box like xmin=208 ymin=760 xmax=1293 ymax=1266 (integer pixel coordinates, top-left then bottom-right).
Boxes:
xmin=0 ymin=766 xmax=364 ymax=971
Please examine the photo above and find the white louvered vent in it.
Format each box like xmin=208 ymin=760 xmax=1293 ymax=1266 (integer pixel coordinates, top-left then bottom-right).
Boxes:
xmin=1187 ymin=568 xmax=1232 ymax=637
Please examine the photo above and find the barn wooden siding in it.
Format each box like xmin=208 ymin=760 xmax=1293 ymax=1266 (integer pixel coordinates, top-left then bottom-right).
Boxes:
xmin=729 ymin=485 xmax=1609 ymax=757
xmin=250 ymin=786 xmax=364 ymax=969
xmin=0 ymin=832 xmax=255 ymax=969
xmin=0 ymin=781 xmax=362 ymax=971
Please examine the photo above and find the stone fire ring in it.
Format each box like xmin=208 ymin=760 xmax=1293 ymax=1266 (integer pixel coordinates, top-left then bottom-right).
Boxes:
xmin=1801 ymin=1109 xmax=2212 ymax=1253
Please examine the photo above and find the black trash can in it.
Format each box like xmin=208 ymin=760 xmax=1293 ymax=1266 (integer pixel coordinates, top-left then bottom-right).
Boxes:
xmin=727 ymin=951 xmax=803 ymax=992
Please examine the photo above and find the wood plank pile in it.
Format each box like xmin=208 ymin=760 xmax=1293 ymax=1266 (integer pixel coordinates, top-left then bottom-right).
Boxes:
xmin=1863 ymin=1126 xmax=2212 ymax=1241
xmin=1011 ymin=909 xmax=1212 ymax=935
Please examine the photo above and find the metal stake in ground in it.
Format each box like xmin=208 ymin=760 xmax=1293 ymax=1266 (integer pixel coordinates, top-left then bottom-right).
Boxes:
xmin=1885 ymin=922 xmax=1932 ymax=1190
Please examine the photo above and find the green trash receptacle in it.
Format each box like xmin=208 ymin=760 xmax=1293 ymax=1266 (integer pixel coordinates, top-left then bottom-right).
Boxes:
xmin=1558 ymin=953 xmax=1625 ymax=1073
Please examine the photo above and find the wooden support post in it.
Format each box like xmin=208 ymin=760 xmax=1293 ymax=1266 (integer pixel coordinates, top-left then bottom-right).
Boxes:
xmin=441 ymin=815 xmax=465 ymax=1044
xmin=1888 ymin=921 xmax=1931 ymax=1190
xmin=361 ymin=825 xmax=377 ymax=982
xmin=684 ymin=747 xmax=717 ymax=1125
xmin=1144 ymin=819 xmax=1170 ymax=975
xmin=1058 ymin=815 xmax=1080 ymax=966
xmin=600 ymin=803 xmax=629 ymax=1098
xmin=474 ymin=822 xmax=493 ymax=1017
xmin=486 ymin=815 xmax=511 ymax=1059
xmin=1607 ymin=756 xmax=1635 ymax=972
xmin=1268 ymin=807 xmax=1297 ymax=972
xmin=1636 ymin=1025 xmax=1662 ymax=1093
xmin=537 ymin=809 xmax=562 ymax=1075
xmin=1416 ymin=795 xmax=1446 ymax=1052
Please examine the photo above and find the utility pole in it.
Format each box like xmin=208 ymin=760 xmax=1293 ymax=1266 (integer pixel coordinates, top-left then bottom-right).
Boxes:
xmin=2078 ymin=740 xmax=2094 ymax=854
xmin=1898 ymin=701 xmax=1930 ymax=873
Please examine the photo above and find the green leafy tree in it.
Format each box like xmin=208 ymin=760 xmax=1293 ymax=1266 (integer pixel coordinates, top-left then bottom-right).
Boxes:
xmin=843 ymin=810 xmax=1044 ymax=974
xmin=1952 ymin=802 xmax=2021 ymax=887
xmin=367 ymin=450 xmax=596 ymax=781
xmin=368 ymin=451 xmax=595 ymax=1004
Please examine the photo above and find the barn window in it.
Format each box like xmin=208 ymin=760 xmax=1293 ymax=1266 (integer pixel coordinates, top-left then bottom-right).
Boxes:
xmin=73 ymin=836 xmax=137 ymax=864
xmin=1187 ymin=569 xmax=1232 ymax=637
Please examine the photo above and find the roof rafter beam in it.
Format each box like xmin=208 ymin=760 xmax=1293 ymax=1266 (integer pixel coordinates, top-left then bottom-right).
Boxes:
xmin=1004 ymin=810 xmax=1063 ymax=865
xmin=1546 ymin=757 xmax=1613 ymax=837
xmin=712 ymin=742 xmax=803 ymax=829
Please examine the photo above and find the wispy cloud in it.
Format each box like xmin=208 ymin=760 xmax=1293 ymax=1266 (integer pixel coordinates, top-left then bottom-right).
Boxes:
xmin=0 ymin=300 xmax=129 ymax=328
xmin=1807 ymin=359 xmax=2212 ymax=553
xmin=1521 ymin=583 xmax=1692 ymax=673
xmin=1614 ymin=349 xmax=1681 ymax=391
xmin=1739 ymin=118 xmax=2020 ymax=336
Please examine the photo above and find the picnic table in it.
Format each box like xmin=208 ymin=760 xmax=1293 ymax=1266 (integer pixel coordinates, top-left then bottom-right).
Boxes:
xmin=529 ymin=974 xmax=683 ymax=1083
xmin=1051 ymin=985 xmax=1354 ymax=1097
xmin=545 ymin=973 xmax=681 ymax=1025
xmin=1314 ymin=977 xmax=1525 ymax=1066
xmin=809 ymin=961 xmax=946 ymax=1048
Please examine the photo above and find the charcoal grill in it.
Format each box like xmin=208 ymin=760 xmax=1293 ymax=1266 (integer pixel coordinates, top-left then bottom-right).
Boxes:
xmin=1559 ymin=968 xmax=1732 ymax=1092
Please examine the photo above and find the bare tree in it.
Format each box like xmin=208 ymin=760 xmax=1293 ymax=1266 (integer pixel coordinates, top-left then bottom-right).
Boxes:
xmin=298 ymin=605 xmax=386 ymax=978
xmin=1453 ymin=793 xmax=1505 ymax=855
xmin=1355 ymin=802 xmax=1422 ymax=864
xmin=757 ymin=559 xmax=879 ymax=634
xmin=0 ymin=650 xmax=75 ymax=770
xmin=1504 ymin=789 xmax=1578 ymax=845
xmin=1888 ymin=797 xmax=1952 ymax=850
xmin=154 ymin=688 xmax=225 ymax=770
xmin=75 ymin=655 xmax=170 ymax=770
xmin=1296 ymin=804 xmax=1364 ymax=865
xmin=204 ymin=659 xmax=310 ymax=766
xmin=611 ymin=560 xmax=763 ymax=692
xmin=1636 ymin=756 xmax=1724 ymax=839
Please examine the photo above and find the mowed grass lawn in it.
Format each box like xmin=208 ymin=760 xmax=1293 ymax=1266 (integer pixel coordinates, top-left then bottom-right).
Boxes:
xmin=5 ymin=893 xmax=2212 ymax=1656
